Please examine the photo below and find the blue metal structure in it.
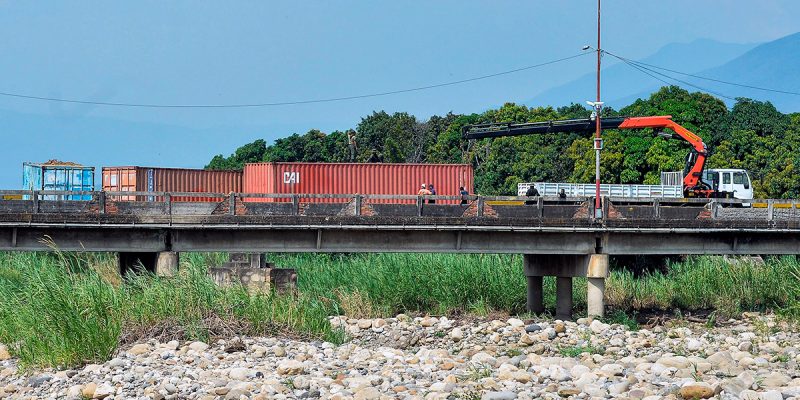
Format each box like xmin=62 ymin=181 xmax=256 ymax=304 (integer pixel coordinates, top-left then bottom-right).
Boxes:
xmin=22 ymin=162 xmax=95 ymax=200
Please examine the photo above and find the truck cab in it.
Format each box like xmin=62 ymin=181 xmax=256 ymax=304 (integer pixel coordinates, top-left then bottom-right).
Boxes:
xmin=702 ymin=169 xmax=753 ymax=200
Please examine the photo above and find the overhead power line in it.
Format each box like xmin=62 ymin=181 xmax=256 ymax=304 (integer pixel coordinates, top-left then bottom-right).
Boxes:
xmin=607 ymin=52 xmax=737 ymax=101
xmin=0 ymin=53 xmax=590 ymax=109
xmin=606 ymin=52 xmax=800 ymax=97
xmin=604 ymin=49 xmax=800 ymax=100
xmin=603 ymin=50 xmax=740 ymax=100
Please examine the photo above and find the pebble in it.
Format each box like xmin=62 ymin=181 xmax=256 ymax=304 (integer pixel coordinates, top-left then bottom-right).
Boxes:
xmin=0 ymin=314 xmax=795 ymax=399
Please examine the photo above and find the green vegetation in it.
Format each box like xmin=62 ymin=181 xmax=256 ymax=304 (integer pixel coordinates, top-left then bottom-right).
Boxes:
xmin=558 ymin=344 xmax=605 ymax=358
xmin=209 ymin=86 xmax=800 ymax=198
xmin=0 ymin=251 xmax=343 ymax=370
xmin=1 ymin=251 xmax=799 ymax=369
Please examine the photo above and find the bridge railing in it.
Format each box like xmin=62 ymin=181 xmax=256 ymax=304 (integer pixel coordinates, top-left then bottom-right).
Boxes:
xmin=1 ymin=190 xmax=799 ymax=221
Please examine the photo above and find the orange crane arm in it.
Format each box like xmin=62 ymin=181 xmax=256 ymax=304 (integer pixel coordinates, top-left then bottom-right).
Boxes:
xmin=617 ymin=116 xmax=708 ymax=190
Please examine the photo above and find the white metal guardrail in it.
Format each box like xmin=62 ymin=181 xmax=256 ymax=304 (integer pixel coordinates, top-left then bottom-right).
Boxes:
xmin=519 ymin=182 xmax=683 ymax=198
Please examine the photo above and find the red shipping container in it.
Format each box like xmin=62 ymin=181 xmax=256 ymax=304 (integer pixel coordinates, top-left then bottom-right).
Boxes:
xmin=102 ymin=166 xmax=242 ymax=202
xmin=243 ymin=162 xmax=474 ymax=203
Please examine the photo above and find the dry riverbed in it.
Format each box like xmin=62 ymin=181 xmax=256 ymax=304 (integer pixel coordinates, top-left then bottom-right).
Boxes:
xmin=0 ymin=313 xmax=798 ymax=399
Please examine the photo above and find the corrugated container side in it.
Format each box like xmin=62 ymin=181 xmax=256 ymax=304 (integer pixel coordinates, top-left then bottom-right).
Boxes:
xmin=102 ymin=167 xmax=149 ymax=201
xmin=23 ymin=163 xmax=95 ymax=200
xmin=103 ymin=166 xmax=242 ymax=202
xmin=243 ymin=162 xmax=474 ymax=204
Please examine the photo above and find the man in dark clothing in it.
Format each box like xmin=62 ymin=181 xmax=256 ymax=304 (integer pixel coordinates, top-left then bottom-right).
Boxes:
xmin=558 ymin=188 xmax=567 ymax=200
xmin=459 ymin=186 xmax=469 ymax=205
xmin=525 ymin=185 xmax=540 ymax=205
xmin=367 ymin=149 xmax=382 ymax=163
xmin=428 ymin=184 xmax=436 ymax=204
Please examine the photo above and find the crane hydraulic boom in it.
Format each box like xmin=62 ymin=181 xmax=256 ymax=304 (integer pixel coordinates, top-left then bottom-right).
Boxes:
xmin=462 ymin=115 xmax=713 ymax=197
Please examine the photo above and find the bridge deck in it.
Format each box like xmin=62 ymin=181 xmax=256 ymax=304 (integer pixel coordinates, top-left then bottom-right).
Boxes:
xmin=0 ymin=192 xmax=799 ymax=254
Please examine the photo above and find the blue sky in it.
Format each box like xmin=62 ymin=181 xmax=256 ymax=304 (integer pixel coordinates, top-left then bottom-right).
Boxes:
xmin=2 ymin=1 xmax=800 ymax=187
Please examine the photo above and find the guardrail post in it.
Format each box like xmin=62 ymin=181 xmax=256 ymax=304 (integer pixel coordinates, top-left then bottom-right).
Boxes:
xmin=98 ymin=191 xmax=106 ymax=214
xmin=710 ymin=201 xmax=718 ymax=219
xmin=32 ymin=190 xmax=39 ymax=213
xmin=767 ymin=199 xmax=774 ymax=222
xmin=291 ymin=194 xmax=299 ymax=216
xmin=165 ymin=193 xmax=172 ymax=216
xmin=477 ymin=196 xmax=485 ymax=217
xmin=536 ymin=196 xmax=543 ymax=218
xmin=229 ymin=193 xmax=236 ymax=216
xmin=354 ymin=195 xmax=362 ymax=216
xmin=417 ymin=196 xmax=423 ymax=217
xmin=653 ymin=199 xmax=660 ymax=219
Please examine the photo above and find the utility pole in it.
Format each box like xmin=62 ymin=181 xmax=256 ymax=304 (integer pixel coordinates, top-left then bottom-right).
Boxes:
xmin=593 ymin=0 xmax=603 ymax=220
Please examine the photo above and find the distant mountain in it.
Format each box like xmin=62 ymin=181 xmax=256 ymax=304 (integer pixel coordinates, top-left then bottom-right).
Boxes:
xmin=613 ymin=32 xmax=800 ymax=112
xmin=527 ymin=39 xmax=758 ymax=109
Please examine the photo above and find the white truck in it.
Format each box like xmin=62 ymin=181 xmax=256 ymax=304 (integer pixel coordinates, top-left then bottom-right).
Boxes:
xmin=519 ymin=169 xmax=754 ymax=200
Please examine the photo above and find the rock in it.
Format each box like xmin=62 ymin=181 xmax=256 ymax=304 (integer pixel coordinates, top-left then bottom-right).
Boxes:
xmin=163 ymin=383 xmax=178 ymax=394
xmin=706 ymin=350 xmax=735 ymax=370
xmin=188 ymin=341 xmax=209 ymax=352
xmin=277 ymin=360 xmax=304 ymax=375
xmin=519 ymin=334 xmax=536 ymax=346
xmin=450 ymin=328 xmax=463 ymax=342
xmin=81 ymin=383 xmax=97 ymax=398
xmin=440 ymin=362 xmax=455 ymax=370
xmin=357 ymin=319 xmax=372 ymax=329
xmin=738 ymin=390 xmax=761 ymax=400
xmin=0 ymin=345 xmax=10 ymax=361
xmin=354 ymin=387 xmax=381 ymax=400
xmin=482 ymin=391 xmax=518 ymax=400
xmin=589 ymin=319 xmax=607 ymax=334
xmin=738 ymin=341 xmax=753 ymax=352
xmin=678 ymin=382 xmax=714 ymax=399
xmin=67 ymin=385 xmax=83 ymax=399
xmin=557 ymin=388 xmax=581 ymax=397
xmin=761 ymin=390 xmax=783 ymax=400
xmin=599 ymin=363 xmax=624 ymax=377
xmin=471 ymin=352 xmax=497 ymax=366
xmin=608 ymin=381 xmax=630 ymax=396
xmin=525 ymin=324 xmax=542 ymax=333
xmin=657 ymin=356 xmax=692 ymax=369
xmin=229 ymin=367 xmax=253 ymax=380
xmin=761 ymin=371 xmax=790 ymax=388
xmin=420 ymin=317 xmax=436 ymax=327
xmin=720 ymin=377 xmax=749 ymax=396
xmin=127 ymin=343 xmax=150 ymax=356
xmin=273 ymin=346 xmax=287 ymax=357
xmin=27 ymin=374 xmax=52 ymax=388
xmin=225 ymin=389 xmax=251 ymax=399
xmin=93 ymin=383 xmax=115 ymax=399
xmin=686 ymin=339 xmax=702 ymax=351
xmin=554 ymin=323 xmax=566 ymax=334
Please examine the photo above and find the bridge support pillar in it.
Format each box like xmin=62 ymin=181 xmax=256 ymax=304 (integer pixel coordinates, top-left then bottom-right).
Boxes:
xmin=155 ymin=251 xmax=179 ymax=277
xmin=525 ymin=275 xmax=544 ymax=314
xmin=556 ymin=277 xmax=573 ymax=320
xmin=586 ymin=254 xmax=609 ymax=318
xmin=523 ymin=253 xmax=609 ymax=319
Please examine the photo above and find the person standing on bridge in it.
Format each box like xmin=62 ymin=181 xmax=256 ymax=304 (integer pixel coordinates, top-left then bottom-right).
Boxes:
xmin=418 ymin=184 xmax=431 ymax=197
xmin=459 ymin=186 xmax=469 ymax=205
xmin=428 ymin=184 xmax=436 ymax=204
xmin=525 ymin=185 xmax=539 ymax=205
xmin=347 ymin=130 xmax=358 ymax=162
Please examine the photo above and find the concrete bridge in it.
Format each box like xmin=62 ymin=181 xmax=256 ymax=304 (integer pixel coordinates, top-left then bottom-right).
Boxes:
xmin=2 ymin=190 xmax=800 ymax=319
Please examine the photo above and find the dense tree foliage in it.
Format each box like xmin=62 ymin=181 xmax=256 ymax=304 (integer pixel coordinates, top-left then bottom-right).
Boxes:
xmin=207 ymin=86 xmax=800 ymax=198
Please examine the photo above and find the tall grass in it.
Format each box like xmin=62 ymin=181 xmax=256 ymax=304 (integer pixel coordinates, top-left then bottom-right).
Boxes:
xmin=0 ymin=250 xmax=798 ymax=369
xmin=274 ymin=253 xmax=799 ymax=318
xmin=0 ymin=251 xmax=341 ymax=369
